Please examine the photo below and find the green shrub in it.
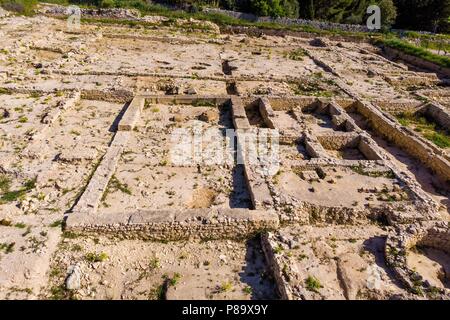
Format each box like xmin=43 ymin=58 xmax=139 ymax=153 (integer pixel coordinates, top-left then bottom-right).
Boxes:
xmin=305 ymin=275 xmax=323 ymax=293
xmin=85 ymin=252 xmax=109 ymax=262
xmin=99 ymin=0 xmax=113 ymax=8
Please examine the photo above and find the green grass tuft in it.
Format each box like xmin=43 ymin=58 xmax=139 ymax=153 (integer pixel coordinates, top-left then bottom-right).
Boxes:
xmin=0 ymin=177 xmax=36 ymax=204
xmin=396 ymin=112 xmax=450 ymax=149
xmin=85 ymin=252 xmax=109 ymax=262
xmin=305 ymin=275 xmax=323 ymax=293
xmin=285 ymin=48 xmax=307 ymax=61
xmin=381 ymin=38 xmax=450 ymax=69
xmin=0 ymin=174 xmax=11 ymax=193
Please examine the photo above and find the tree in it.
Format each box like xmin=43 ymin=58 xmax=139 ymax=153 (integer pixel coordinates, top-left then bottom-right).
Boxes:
xmin=394 ymin=0 xmax=450 ymax=32
xmin=249 ymin=0 xmax=288 ymax=17
xmin=297 ymin=0 xmax=396 ymax=27
xmin=377 ymin=0 xmax=397 ymax=28
xmin=280 ymin=0 xmax=300 ymax=18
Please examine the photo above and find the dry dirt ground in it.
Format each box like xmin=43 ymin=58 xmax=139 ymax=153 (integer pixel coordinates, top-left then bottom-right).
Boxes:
xmin=0 ymin=6 xmax=449 ymax=300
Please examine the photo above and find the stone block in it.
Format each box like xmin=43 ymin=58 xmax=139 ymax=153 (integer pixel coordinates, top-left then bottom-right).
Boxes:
xmin=231 ymin=96 xmax=247 ymax=119
xmin=118 ymin=96 xmax=144 ymax=131
xmin=300 ymin=170 xmax=320 ymax=182
xmin=233 ymin=117 xmax=251 ymax=130
xmin=58 ymin=147 xmax=98 ymax=164
xmin=129 ymin=210 xmax=175 ymax=224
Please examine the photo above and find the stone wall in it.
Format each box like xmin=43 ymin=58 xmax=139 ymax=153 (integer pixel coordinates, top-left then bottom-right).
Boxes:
xmin=263 ymin=97 xmax=319 ymax=111
xmin=328 ymin=101 xmax=361 ymax=132
xmin=258 ymin=97 xmax=276 ymax=129
xmin=260 ymin=232 xmax=294 ymax=300
xmin=0 ymin=86 xmax=133 ymax=103
xmin=316 ymin=132 xmax=359 ymax=150
xmin=358 ymin=136 xmax=384 ymax=161
xmin=374 ymin=100 xmax=423 ymax=114
xmin=421 ymin=102 xmax=450 ymax=130
xmin=385 ymin=222 xmax=450 ymax=299
xmin=354 ymin=100 xmax=450 ymax=181
xmin=203 ymin=8 xmax=370 ymax=33
xmin=419 ymin=226 xmax=450 ymax=255
xmin=66 ymin=208 xmax=279 ymax=241
xmin=383 ymin=46 xmax=450 ymax=78
xmin=117 ymin=97 xmax=144 ymax=131
xmin=40 ymin=4 xmax=141 ymax=20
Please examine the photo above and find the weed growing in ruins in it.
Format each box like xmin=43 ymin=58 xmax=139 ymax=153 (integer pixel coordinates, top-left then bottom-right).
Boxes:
xmin=284 ymin=48 xmax=307 ymax=61
xmin=426 ymin=286 xmax=442 ymax=299
xmin=291 ymin=81 xmax=334 ymax=98
xmin=49 ymin=284 xmax=75 ymax=300
xmin=411 ymin=278 xmax=424 ymax=296
xmin=14 ymin=222 xmax=26 ymax=229
xmin=149 ymin=257 xmax=160 ymax=270
xmin=85 ymin=252 xmax=109 ymax=263
xmin=101 ymin=174 xmax=132 ymax=206
xmin=0 ymin=0 xmax=37 ymax=16
xmin=305 ymin=276 xmax=323 ymax=293
xmin=167 ymin=272 xmax=181 ymax=287
xmin=424 ymin=132 xmax=450 ymax=149
xmin=0 ymin=174 xmax=11 ymax=193
xmin=27 ymin=235 xmax=47 ymax=253
xmin=18 ymin=116 xmax=28 ymax=123
xmin=380 ymin=39 xmax=450 ymax=69
xmin=0 ymin=242 xmax=15 ymax=254
xmin=6 ymin=287 xmax=33 ymax=297
xmin=273 ymin=244 xmax=284 ymax=254
xmin=0 ymin=177 xmax=36 ymax=204
xmin=272 ymin=169 xmax=282 ymax=185
xmin=71 ymin=244 xmax=83 ymax=252
xmin=149 ymin=283 xmax=165 ymax=300
xmin=62 ymin=231 xmax=78 ymax=239
xmin=49 ymin=264 xmax=64 ymax=278
xmin=69 ymin=129 xmax=80 ymax=136
xmin=298 ymin=254 xmax=308 ymax=261
xmin=396 ymin=112 xmax=450 ymax=148
xmin=243 ymin=286 xmax=252 ymax=295
xmin=49 ymin=220 xmax=63 ymax=228
xmin=220 ymin=281 xmax=233 ymax=292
